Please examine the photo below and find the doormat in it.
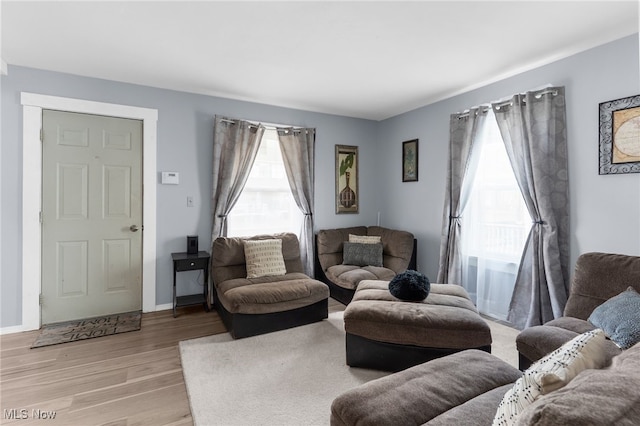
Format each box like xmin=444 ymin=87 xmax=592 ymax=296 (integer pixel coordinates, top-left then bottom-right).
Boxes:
xmin=31 ymin=311 xmax=141 ymax=348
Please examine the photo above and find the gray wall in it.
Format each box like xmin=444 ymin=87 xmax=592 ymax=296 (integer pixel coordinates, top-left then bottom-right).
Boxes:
xmin=378 ymin=34 xmax=640 ymax=278
xmin=1 ymin=68 xmax=378 ymax=328
xmin=2 ymin=34 xmax=639 ymax=329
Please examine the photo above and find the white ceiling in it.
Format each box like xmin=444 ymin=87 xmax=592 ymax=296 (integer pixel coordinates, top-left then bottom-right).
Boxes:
xmin=2 ymin=1 xmax=638 ymax=120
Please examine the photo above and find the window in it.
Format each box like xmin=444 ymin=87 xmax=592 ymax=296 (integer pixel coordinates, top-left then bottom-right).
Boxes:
xmin=226 ymin=128 xmax=302 ymax=237
xmin=461 ymin=111 xmax=530 ymax=321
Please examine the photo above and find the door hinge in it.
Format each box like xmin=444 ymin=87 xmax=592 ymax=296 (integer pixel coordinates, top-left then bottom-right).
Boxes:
xmin=40 ymin=128 xmax=44 ymax=142
xmin=39 ymin=211 xmax=43 ymax=223
xmin=39 ymin=294 xmax=43 ymax=305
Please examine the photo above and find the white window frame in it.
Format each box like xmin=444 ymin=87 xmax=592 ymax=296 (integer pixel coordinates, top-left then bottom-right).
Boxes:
xmin=227 ymin=128 xmax=302 ymax=238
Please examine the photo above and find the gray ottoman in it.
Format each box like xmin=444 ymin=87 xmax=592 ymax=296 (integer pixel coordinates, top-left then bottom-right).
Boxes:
xmin=344 ymin=280 xmax=492 ymax=371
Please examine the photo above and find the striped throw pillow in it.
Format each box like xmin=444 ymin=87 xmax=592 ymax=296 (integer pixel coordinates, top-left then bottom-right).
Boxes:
xmin=243 ymin=239 xmax=287 ymax=278
xmin=492 ymin=328 xmax=608 ymax=426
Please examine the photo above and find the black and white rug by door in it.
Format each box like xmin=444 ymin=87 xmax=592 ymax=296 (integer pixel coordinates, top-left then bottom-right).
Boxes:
xmin=31 ymin=311 xmax=142 ymax=348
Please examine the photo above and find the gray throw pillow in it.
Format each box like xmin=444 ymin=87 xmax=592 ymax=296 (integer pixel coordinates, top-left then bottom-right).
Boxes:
xmin=588 ymin=286 xmax=640 ymax=349
xmin=342 ymin=242 xmax=383 ymax=267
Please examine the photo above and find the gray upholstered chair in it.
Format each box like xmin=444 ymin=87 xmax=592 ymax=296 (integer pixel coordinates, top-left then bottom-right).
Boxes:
xmin=211 ymin=232 xmax=329 ymax=338
xmin=315 ymin=226 xmax=416 ymax=305
xmin=516 ymin=251 xmax=640 ymax=369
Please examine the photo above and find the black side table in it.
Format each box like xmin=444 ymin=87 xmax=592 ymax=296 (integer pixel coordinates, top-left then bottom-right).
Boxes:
xmin=171 ymin=251 xmax=210 ymax=317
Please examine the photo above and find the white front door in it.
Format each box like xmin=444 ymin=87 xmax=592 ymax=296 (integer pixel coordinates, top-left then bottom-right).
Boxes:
xmin=41 ymin=110 xmax=143 ymax=324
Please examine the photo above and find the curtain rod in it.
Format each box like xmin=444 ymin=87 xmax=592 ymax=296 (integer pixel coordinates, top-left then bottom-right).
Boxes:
xmin=217 ymin=117 xmax=311 ymax=133
xmin=456 ymin=107 xmax=489 ymax=119
xmin=218 ymin=118 xmax=261 ymax=128
xmin=493 ymin=89 xmax=559 ymax=110
xmin=457 ymin=88 xmax=559 ymax=118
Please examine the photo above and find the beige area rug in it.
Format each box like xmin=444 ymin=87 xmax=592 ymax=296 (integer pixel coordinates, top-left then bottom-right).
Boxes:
xmin=179 ymin=311 xmax=520 ymax=426
xmin=31 ymin=311 xmax=141 ymax=348
xmin=485 ymin=317 xmax=520 ymax=368
xmin=179 ymin=312 xmax=388 ymax=426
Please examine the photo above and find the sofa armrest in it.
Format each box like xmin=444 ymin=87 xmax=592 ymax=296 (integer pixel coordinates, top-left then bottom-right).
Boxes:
xmin=316 ymin=227 xmax=368 ymax=271
xmin=367 ymin=226 xmax=415 ymax=273
xmin=516 ymin=322 xmax=622 ymax=370
xmin=516 ymin=325 xmax=580 ymax=370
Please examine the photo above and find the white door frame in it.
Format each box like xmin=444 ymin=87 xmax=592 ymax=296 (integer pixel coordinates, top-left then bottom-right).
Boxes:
xmin=21 ymin=92 xmax=158 ymax=331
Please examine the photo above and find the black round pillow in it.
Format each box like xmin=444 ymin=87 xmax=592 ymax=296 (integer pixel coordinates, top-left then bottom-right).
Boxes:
xmin=389 ymin=270 xmax=430 ymax=301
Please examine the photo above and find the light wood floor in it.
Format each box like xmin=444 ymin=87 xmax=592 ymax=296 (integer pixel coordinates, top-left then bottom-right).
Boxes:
xmin=0 ymin=300 xmax=346 ymax=426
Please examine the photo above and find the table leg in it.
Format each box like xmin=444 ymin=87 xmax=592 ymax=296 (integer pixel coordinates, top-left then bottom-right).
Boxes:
xmin=203 ymin=265 xmax=210 ymax=312
xmin=173 ymin=263 xmax=177 ymax=318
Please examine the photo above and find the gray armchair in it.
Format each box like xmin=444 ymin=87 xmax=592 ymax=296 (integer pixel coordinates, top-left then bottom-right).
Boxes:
xmin=516 ymin=251 xmax=640 ymax=369
xmin=315 ymin=226 xmax=416 ymax=305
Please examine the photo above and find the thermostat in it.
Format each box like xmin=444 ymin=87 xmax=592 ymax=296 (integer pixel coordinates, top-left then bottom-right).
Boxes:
xmin=161 ymin=171 xmax=179 ymax=185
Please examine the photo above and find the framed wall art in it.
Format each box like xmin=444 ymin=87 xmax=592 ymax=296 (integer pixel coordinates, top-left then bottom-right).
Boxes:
xmin=599 ymin=94 xmax=640 ymax=174
xmin=335 ymin=145 xmax=358 ymax=213
xmin=402 ymin=139 xmax=419 ymax=182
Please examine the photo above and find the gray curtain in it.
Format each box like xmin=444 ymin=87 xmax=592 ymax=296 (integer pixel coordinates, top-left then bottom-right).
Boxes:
xmin=492 ymin=87 xmax=570 ymax=329
xmin=277 ymin=127 xmax=316 ymax=276
xmin=437 ymin=107 xmax=488 ymax=284
xmin=210 ymin=116 xmax=265 ymax=239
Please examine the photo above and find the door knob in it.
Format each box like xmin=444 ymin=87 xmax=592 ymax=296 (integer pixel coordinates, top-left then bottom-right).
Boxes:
xmin=130 ymin=225 xmax=140 ymax=232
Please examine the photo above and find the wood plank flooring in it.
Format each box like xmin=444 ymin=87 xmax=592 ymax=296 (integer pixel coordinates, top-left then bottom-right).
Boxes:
xmin=0 ymin=300 xmax=346 ymax=426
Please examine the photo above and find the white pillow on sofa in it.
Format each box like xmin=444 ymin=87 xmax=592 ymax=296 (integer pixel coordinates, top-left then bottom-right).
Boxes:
xmin=492 ymin=328 xmax=608 ymax=426
xmin=348 ymin=234 xmax=381 ymax=244
xmin=243 ymin=239 xmax=287 ymax=278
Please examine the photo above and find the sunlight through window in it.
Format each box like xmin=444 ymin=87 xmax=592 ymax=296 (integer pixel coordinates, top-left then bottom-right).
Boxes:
xmin=227 ymin=129 xmax=302 ymax=237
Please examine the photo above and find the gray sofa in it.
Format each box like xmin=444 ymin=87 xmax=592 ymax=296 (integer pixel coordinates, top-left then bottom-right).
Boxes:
xmin=332 ymin=251 xmax=640 ymax=425
xmin=315 ymin=226 xmax=416 ymax=305
xmin=211 ymin=232 xmax=329 ymax=338
xmin=516 ymin=252 xmax=640 ymax=369
xmin=331 ymin=343 xmax=640 ymax=425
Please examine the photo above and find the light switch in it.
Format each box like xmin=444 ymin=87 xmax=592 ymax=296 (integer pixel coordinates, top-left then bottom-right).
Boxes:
xmin=187 ymin=196 xmax=194 ymax=207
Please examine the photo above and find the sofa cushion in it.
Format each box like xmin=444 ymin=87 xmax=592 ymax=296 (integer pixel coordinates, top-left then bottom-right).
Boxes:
xmin=243 ymin=239 xmax=287 ymax=278
xmin=494 ymin=329 xmax=609 ymax=426
xmin=212 ymin=233 xmax=304 ymax=285
xmin=344 ymin=280 xmax=491 ymax=349
xmin=563 ymin=252 xmax=640 ymax=320
xmin=216 ymin=272 xmax=328 ymax=314
xmin=342 ymin=242 xmax=383 ymax=267
xmin=588 ymin=286 xmax=640 ymax=349
xmin=543 ymin=316 xmax=600 ymax=334
xmin=516 ymin=342 xmax=640 ymax=425
xmin=428 ymin=385 xmax=514 ymax=426
xmin=330 ymin=349 xmax=522 ymax=426
xmin=326 ymin=265 xmax=396 ymax=290
xmin=316 ymin=226 xmax=414 ymax=279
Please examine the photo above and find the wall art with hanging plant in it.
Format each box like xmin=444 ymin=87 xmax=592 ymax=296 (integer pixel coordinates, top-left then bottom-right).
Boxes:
xmin=402 ymin=139 xmax=419 ymax=182
xmin=335 ymin=144 xmax=358 ymax=213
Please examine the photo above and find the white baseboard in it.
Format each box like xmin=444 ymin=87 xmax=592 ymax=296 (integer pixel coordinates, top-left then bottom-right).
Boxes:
xmin=154 ymin=303 xmax=173 ymax=312
xmin=0 ymin=324 xmax=30 ymax=335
